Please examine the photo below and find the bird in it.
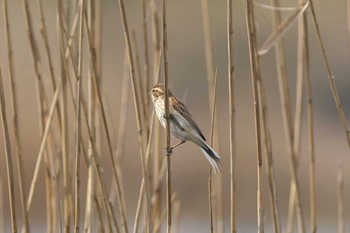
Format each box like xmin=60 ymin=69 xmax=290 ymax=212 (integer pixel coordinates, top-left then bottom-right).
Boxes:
xmin=150 ymin=83 xmax=221 ymax=172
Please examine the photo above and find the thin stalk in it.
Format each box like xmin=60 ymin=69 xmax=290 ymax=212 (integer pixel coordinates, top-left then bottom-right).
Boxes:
xmin=286 ymin=1 xmax=307 ymax=231
xmin=161 ymin=1 xmax=172 ymax=233
xmin=200 ymin=4 xmax=223 ymax=230
xmin=150 ymin=2 xmax=162 ymax=230
xmin=245 ymin=1 xmax=264 ymax=232
xmin=309 ymin=0 xmax=350 ymax=148
xmin=299 ymin=11 xmax=316 ymax=233
xmin=257 ymin=68 xmax=281 ymax=233
xmin=56 ymin=1 xmax=72 ymax=231
xmin=82 ymin=11 xmax=129 ymax=233
xmin=3 ymin=0 xmax=28 ymax=232
xmin=74 ymin=0 xmax=84 ymax=232
xmin=25 ymin=84 xmax=61 ymax=218
xmin=0 ymin=67 xmax=17 ymax=233
xmin=59 ymin=17 xmax=115 ymax=232
xmin=270 ymin=1 xmax=306 ymax=232
xmin=227 ymin=0 xmax=237 ymax=232
xmin=142 ymin=0 xmax=151 ymax=139
xmin=208 ymin=70 xmax=218 ymax=233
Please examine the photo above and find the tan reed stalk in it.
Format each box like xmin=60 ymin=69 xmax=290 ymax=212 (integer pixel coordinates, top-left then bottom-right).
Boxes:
xmin=118 ymin=0 xmax=164 ymax=230
xmin=286 ymin=2 xmax=307 ymax=231
xmin=269 ymin=1 xmax=306 ymax=232
xmin=110 ymin=49 xmax=130 ymax=209
xmin=303 ymin=19 xmax=316 ymax=233
xmin=201 ymin=2 xmax=223 ymax=231
xmin=245 ymin=1 xmax=264 ymax=232
xmin=133 ymin=112 xmax=157 ymax=233
xmin=258 ymin=1 xmax=309 ymax=56
xmin=85 ymin=14 xmax=132 ymax=233
xmin=3 ymin=0 xmax=28 ymax=232
xmin=22 ymin=2 xmax=58 ymax=231
xmin=309 ymin=0 xmax=350 ymax=148
xmin=160 ymin=0 xmax=172 ymax=232
xmin=38 ymin=0 xmax=64 ymax=142
xmin=74 ymin=0 xmax=84 ymax=232
xmin=257 ymin=68 xmax=281 ymax=233
xmin=150 ymin=1 xmax=162 ymax=229
xmin=56 ymin=1 xmax=72 ymax=231
xmin=208 ymin=70 xmax=218 ymax=233
xmin=60 ymin=29 xmax=115 ymax=232
xmin=227 ymin=0 xmax=236 ymax=232
xmin=25 ymin=83 xmax=61 ymax=223
xmin=200 ymin=0 xmax=220 ymax=136
xmin=337 ymin=161 xmax=344 ymax=233
xmin=84 ymin=2 xmax=97 ymax=231
xmin=0 ymin=67 xmax=17 ymax=233
xmin=131 ymin=28 xmax=148 ymax=146
xmin=142 ymin=0 xmax=151 ymax=140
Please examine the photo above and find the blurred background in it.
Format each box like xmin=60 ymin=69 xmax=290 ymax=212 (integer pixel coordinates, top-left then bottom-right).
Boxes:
xmin=0 ymin=0 xmax=349 ymax=232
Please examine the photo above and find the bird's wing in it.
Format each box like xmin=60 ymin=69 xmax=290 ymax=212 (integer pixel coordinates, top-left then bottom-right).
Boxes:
xmin=170 ymin=96 xmax=206 ymax=141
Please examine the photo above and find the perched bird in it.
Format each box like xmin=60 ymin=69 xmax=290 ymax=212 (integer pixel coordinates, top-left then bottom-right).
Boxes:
xmin=150 ymin=83 xmax=221 ymax=172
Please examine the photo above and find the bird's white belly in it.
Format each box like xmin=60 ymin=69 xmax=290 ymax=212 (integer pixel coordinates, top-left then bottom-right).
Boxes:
xmin=154 ymin=103 xmax=193 ymax=141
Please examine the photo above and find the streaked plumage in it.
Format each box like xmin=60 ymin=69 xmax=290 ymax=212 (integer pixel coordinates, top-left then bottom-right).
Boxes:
xmin=151 ymin=84 xmax=221 ymax=172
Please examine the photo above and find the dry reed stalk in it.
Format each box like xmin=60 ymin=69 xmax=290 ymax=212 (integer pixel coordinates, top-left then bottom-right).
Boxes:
xmin=84 ymin=12 xmax=131 ymax=232
xmin=84 ymin=3 xmax=96 ymax=231
xmin=258 ymin=1 xmax=309 ymax=56
xmin=22 ymin=2 xmax=59 ymax=231
xmin=269 ymin=1 xmax=306 ymax=232
xmin=337 ymin=161 xmax=344 ymax=233
xmin=132 ymin=111 xmax=156 ymax=233
xmin=131 ymin=28 xmax=149 ymax=150
xmin=208 ymin=70 xmax=218 ymax=233
xmin=110 ymin=49 xmax=130 ymax=209
xmin=257 ymin=73 xmax=281 ymax=233
xmin=161 ymin=0 xmax=172 ymax=232
xmin=286 ymin=1 xmax=307 ymax=231
xmin=201 ymin=2 xmax=223 ymax=231
xmin=227 ymin=0 xmax=236 ymax=232
xmin=3 ymin=0 xmax=28 ymax=232
xmin=25 ymin=83 xmax=61 ymax=223
xmin=245 ymin=1 xmax=264 ymax=232
xmin=141 ymin=0 xmax=151 ymax=140
xmin=74 ymin=0 xmax=84 ymax=232
xmin=38 ymin=0 xmax=64 ymax=150
xmin=309 ymin=0 xmax=350 ymax=148
xmin=56 ymin=1 xmax=73 ymax=231
xmin=0 ymin=67 xmax=17 ymax=232
xmin=116 ymin=0 xmax=162 ymax=231
xmin=59 ymin=17 xmax=117 ymax=232
xmin=303 ymin=19 xmax=316 ymax=233
xmin=150 ymin=1 xmax=162 ymax=229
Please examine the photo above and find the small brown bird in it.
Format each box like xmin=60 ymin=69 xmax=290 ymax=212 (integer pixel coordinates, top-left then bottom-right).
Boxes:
xmin=150 ymin=84 xmax=221 ymax=172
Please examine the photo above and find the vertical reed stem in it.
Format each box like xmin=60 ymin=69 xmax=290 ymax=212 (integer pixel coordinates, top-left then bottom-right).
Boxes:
xmin=0 ymin=67 xmax=17 ymax=233
xmin=161 ymin=0 xmax=172 ymax=233
xmin=227 ymin=0 xmax=236 ymax=232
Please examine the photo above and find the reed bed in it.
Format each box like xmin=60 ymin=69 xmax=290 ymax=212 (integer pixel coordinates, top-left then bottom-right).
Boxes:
xmin=0 ymin=0 xmax=349 ymax=232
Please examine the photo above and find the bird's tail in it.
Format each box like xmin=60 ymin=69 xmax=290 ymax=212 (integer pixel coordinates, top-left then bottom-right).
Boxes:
xmin=199 ymin=140 xmax=221 ymax=173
